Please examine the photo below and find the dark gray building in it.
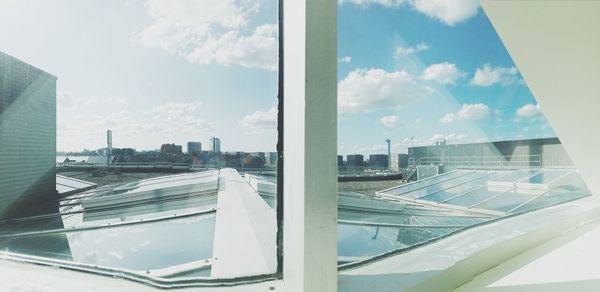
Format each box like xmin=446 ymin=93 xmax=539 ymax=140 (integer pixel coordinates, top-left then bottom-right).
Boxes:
xmin=337 ymin=155 xmax=344 ymax=168
xmin=408 ymin=137 xmax=573 ymax=169
xmin=187 ymin=141 xmax=202 ymax=154
xmin=0 ymin=51 xmax=57 ymax=218
xmin=346 ymin=154 xmax=364 ymax=169
xmin=368 ymin=154 xmax=389 ymax=169
xmin=248 ymin=152 xmax=266 ymax=160
xmin=160 ymin=143 xmax=182 ymax=155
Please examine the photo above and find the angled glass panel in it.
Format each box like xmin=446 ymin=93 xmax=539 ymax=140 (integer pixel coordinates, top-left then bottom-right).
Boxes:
xmin=397 ymin=171 xmax=491 ymax=199
xmin=0 ymin=213 xmax=216 ymax=278
xmin=380 ymin=170 xmax=473 ymax=196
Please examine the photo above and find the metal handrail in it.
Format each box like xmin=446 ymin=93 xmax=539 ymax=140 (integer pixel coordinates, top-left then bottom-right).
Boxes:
xmin=410 ymin=154 xmax=543 ymax=170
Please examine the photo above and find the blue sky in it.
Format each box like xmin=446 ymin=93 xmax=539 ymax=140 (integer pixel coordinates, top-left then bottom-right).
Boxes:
xmin=0 ymin=0 xmax=555 ymax=154
xmin=337 ymin=0 xmax=555 ymax=155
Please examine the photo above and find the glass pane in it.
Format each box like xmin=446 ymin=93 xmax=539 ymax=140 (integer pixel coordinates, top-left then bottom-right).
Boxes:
xmin=0 ymin=213 xmax=216 ymax=276
xmin=337 ymin=0 xmax=591 ymax=268
xmin=0 ymin=0 xmax=279 ymax=285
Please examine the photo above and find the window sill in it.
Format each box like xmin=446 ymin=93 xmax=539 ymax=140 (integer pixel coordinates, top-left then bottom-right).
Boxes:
xmin=0 ymin=259 xmax=285 ymax=292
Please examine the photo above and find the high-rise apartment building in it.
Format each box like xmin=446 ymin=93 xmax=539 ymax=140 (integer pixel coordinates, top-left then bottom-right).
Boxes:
xmin=209 ymin=137 xmax=221 ymax=152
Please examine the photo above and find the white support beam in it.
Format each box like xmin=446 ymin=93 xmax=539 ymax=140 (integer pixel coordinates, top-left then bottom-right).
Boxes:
xmin=211 ymin=169 xmax=276 ymax=278
xmin=283 ymin=0 xmax=338 ymax=291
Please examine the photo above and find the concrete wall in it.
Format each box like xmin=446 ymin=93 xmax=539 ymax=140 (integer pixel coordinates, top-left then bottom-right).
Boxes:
xmin=417 ymin=165 xmax=444 ymax=180
xmin=408 ymin=138 xmax=573 ymax=168
xmin=0 ymin=51 xmax=57 ymax=218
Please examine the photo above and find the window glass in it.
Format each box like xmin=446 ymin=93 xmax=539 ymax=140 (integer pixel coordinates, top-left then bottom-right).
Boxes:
xmin=0 ymin=0 xmax=279 ymax=286
xmin=337 ymin=0 xmax=590 ymax=267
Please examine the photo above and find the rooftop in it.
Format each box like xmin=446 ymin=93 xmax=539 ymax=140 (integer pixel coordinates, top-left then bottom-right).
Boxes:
xmin=0 ymin=167 xmax=591 ymax=287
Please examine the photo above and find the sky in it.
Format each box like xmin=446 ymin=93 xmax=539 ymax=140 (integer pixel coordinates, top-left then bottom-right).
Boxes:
xmin=0 ymin=0 xmax=279 ymax=152
xmin=0 ymin=0 xmax=556 ymax=154
xmin=337 ymin=0 xmax=556 ymax=155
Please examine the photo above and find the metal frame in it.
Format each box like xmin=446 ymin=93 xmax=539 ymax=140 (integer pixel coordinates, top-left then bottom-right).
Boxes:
xmin=413 ymin=154 xmax=543 ymax=170
xmin=275 ymin=0 xmax=285 ymax=278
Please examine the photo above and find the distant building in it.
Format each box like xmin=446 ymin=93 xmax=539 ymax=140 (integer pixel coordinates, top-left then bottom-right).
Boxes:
xmin=248 ymin=152 xmax=266 ymax=160
xmin=160 ymin=144 xmax=182 ymax=155
xmin=193 ymin=150 xmax=223 ymax=167
xmin=244 ymin=152 xmax=266 ymax=168
xmin=337 ymin=155 xmax=344 ymax=168
xmin=390 ymin=154 xmax=409 ymax=171
xmin=223 ymin=152 xmax=245 ymax=168
xmin=368 ymin=154 xmax=389 ymax=169
xmin=265 ymin=152 xmax=278 ymax=167
xmin=187 ymin=142 xmax=202 ymax=154
xmin=346 ymin=154 xmax=364 ymax=169
xmin=209 ymin=137 xmax=221 ymax=152
xmin=0 ymin=51 xmax=57 ymax=218
xmin=408 ymin=137 xmax=573 ymax=169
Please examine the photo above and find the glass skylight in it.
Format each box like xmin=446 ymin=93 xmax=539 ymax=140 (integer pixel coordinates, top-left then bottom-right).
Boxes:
xmin=0 ymin=169 xmax=277 ymax=284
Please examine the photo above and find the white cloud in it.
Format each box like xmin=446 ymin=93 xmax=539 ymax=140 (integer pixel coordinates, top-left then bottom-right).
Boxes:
xmin=339 ymin=0 xmax=479 ymax=25
xmin=394 ymin=43 xmax=430 ymax=58
xmin=57 ymin=91 xmax=77 ymax=111
xmin=148 ymin=101 xmax=202 ymax=116
xmin=339 ymin=0 xmax=406 ymax=7
xmin=516 ymin=103 xmax=543 ymax=119
xmin=440 ymin=113 xmax=455 ymax=123
xmin=240 ymin=106 xmax=278 ymax=133
xmin=441 ymin=103 xmax=491 ymax=123
xmin=338 ymin=68 xmax=433 ymax=113
xmin=380 ymin=115 xmax=401 ymax=128
xmin=422 ymin=62 xmax=465 ymax=85
xmin=411 ymin=0 xmax=480 ymax=26
xmin=58 ymin=91 xmax=127 ymax=112
xmin=144 ymin=101 xmax=215 ymax=133
xmin=429 ymin=133 xmax=467 ymax=143
xmin=445 ymin=132 xmax=468 ymax=142
xmin=185 ymin=24 xmax=278 ymax=70
xmin=85 ymin=96 xmax=126 ymax=107
xmin=132 ymin=0 xmax=277 ymax=70
xmin=338 ymin=56 xmax=352 ymax=63
xmin=470 ymin=64 xmax=519 ymax=87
